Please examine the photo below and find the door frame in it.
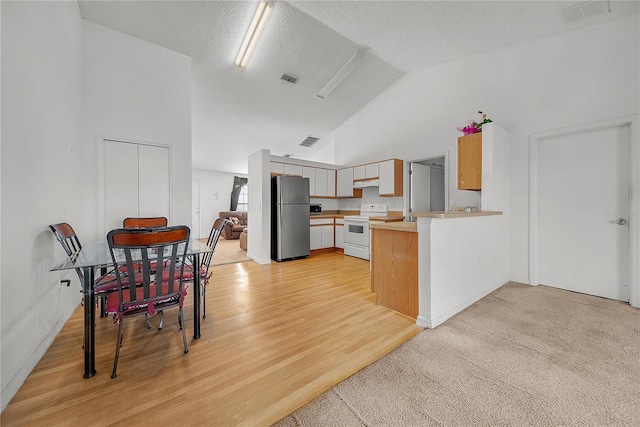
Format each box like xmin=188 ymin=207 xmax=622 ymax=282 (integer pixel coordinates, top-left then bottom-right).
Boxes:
xmin=405 ymin=151 xmax=449 ymax=220
xmin=529 ymin=115 xmax=639 ymax=307
xmin=97 ymin=136 xmax=174 ymax=236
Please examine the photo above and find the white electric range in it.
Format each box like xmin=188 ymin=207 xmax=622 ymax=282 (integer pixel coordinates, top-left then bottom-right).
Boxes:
xmin=343 ymin=204 xmax=388 ymax=260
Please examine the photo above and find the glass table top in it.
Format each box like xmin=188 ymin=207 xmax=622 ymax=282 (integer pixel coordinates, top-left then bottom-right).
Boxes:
xmin=50 ymin=238 xmax=212 ymax=272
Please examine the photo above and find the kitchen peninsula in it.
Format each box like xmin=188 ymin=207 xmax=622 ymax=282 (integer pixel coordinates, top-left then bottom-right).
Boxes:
xmin=371 ymin=210 xmax=507 ymax=328
xmin=371 ymin=123 xmax=510 ymax=328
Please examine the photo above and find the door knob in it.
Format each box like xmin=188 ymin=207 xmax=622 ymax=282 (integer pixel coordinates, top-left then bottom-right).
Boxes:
xmin=616 ymin=218 xmax=628 ymax=225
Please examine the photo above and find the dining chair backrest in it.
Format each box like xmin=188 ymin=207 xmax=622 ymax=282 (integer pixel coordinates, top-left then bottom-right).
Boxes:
xmin=49 ymin=222 xmax=84 ymax=283
xmin=122 ymin=217 xmax=168 ymax=229
xmin=201 ymin=218 xmax=227 ymax=270
xmin=107 ymin=225 xmax=190 ymax=313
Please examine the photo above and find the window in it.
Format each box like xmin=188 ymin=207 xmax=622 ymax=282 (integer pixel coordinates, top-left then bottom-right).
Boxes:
xmin=236 ymin=184 xmax=248 ymax=211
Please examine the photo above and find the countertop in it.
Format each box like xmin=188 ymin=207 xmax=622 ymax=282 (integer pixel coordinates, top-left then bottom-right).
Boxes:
xmin=310 ymin=211 xmax=404 ymax=221
xmin=411 ymin=210 xmax=502 ymax=219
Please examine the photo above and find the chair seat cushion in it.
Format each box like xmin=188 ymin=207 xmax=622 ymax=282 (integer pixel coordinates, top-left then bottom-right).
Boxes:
xmin=160 ymin=266 xmax=207 ymax=283
xmin=105 ymin=281 xmax=187 ymax=314
xmin=94 ymin=272 xmax=144 ymax=294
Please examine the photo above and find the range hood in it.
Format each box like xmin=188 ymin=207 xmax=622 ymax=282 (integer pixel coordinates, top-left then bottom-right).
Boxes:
xmin=353 ymin=179 xmax=379 ymax=188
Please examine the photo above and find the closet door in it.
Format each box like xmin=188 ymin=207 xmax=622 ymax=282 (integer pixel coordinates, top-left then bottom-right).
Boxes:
xmin=104 ymin=140 xmax=139 ymax=232
xmin=103 ymin=140 xmax=171 ymax=233
xmin=138 ymin=144 xmax=170 ymax=218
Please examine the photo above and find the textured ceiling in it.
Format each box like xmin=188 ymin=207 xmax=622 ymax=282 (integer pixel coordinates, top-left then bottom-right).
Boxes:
xmin=78 ymin=0 xmax=639 ymax=174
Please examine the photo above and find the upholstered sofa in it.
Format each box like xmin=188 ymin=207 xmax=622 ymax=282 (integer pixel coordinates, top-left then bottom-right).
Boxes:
xmin=218 ymin=211 xmax=248 ymax=240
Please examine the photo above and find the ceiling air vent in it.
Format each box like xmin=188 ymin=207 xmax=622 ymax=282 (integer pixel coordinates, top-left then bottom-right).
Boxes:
xmin=280 ymin=73 xmax=298 ymax=84
xmin=300 ymin=136 xmax=319 ymax=147
xmin=560 ymin=0 xmax=610 ymax=23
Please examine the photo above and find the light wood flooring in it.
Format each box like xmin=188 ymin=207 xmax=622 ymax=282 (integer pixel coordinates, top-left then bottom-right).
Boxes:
xmin=2 ymin=253 xmax=422 ymax=426
xmin=208 ymin=237 xmax=250 ymax=266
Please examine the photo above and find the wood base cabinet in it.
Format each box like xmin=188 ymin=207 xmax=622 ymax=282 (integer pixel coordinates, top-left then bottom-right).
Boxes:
xmin=370 ymin=227 xmax=418 ymax=319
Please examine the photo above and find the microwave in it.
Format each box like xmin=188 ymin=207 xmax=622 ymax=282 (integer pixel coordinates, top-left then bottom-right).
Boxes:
xmin=310 ymin=204 xmax=322 ymax=215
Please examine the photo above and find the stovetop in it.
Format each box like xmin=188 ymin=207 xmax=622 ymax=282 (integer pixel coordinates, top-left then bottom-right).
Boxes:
xmin=344 ymin=204 xmax=388 ymax=220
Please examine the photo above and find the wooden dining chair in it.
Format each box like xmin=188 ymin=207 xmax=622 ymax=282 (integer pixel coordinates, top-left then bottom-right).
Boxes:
xmin=105 ymin=225 xmax=191 ymax=378
xmin=122 ymin=216 xmax=168 ymax=229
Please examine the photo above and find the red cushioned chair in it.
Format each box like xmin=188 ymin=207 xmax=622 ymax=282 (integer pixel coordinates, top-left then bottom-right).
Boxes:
xmin=122 ymin=216 xmax=168 ymax=229
xmin=48 ymin=223 xmax=133 ymax=300
xmin=105 ymin=225 xmax=191 ymax=378
xmin=161 ymin=218 xmax=226 ymax=319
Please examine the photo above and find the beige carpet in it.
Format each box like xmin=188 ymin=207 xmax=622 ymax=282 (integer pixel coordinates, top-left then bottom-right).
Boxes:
xmin=274 ymin=282 xmax=640 ymax=426
xmin=208 ymin=236 xmax=250 ymax=266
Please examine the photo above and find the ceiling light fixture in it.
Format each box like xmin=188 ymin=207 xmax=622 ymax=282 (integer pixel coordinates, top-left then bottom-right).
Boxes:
xmin=316 ymin=49 xmax=365 ymax=99
xmin=234 ymin=0 xmax=274 ymax=69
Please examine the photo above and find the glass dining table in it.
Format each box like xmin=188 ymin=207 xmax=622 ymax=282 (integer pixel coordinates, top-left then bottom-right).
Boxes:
xmin=50 ymin=238 xmax=212 ymax=378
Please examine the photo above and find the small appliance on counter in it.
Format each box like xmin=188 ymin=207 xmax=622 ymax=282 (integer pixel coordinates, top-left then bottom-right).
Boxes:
xmin=310 ymin=204 xmax=323 ymax=215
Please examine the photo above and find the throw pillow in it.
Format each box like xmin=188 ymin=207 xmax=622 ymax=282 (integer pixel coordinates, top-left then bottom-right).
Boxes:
xmin=229 ymin=216 xmax=240 ymax=225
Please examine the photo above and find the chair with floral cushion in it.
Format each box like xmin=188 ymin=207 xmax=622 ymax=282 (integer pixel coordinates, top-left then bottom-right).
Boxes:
xmin=105 ymin=225 xmax=190 ymax=378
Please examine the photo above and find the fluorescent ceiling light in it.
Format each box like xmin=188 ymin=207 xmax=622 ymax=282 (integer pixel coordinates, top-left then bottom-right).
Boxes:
xmin=234 ymin=0 xmax=274 ymax=69
xmin=316 ymin=50 xmax=365 ymax=99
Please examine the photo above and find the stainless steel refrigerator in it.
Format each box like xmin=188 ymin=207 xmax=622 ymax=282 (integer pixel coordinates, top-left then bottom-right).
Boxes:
xmin=271 ymin=176 xmax=310 ymax=262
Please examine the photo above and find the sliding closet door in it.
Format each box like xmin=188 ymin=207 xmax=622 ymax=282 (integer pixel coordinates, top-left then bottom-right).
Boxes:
xmin=138 ymin=144 xmax=170 ymax=218
xmin=103 ymin=140 xmax=171 ymax=233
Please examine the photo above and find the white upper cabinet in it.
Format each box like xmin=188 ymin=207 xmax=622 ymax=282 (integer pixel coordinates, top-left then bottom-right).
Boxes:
xmin=283 ymin=163 xmax=303 ymax=176
xmin=378 ymin=159 xmax=403 ymax=196
xmin=270 ymin=162 xmax=284 ymax=175
xmin=327 ymin=169 xmax=336 ymax=197
xmin=337 ymin=168 xmax=354 ymax=197
xmin=354 ymin=163 xmax=378 ymax=180
xmin=365 ymin=163 xmax=379 ymax=179
xmin=315 ymin=168 xmax=329 ymax=197
xmin=302 ymin=166 xmax=316 ymax=195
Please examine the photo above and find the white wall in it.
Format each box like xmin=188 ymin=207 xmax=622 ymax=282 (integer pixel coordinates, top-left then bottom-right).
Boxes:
xmin=334 ymin=15 xmax=640 ymax=284
xmin=192 ymin=169 xmax=246 ymax=239
xmin=248 ymin=150 xmax=272 ymax=264
xmin=82 ymin=20 xmax=192 ymax=241
xmin=1 ymin=1 xmax=84 ymax=411
xmin=0 ymin=10 xmax=193 ymax=411
xmin=417 ymin=214 xmax=509 ymax=328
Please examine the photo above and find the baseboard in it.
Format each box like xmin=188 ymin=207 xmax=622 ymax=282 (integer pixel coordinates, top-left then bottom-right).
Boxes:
xmin=1 ymin=313 xmax=69 ymax=411
xmin=424 ymin=278 xmax=509 ymax=329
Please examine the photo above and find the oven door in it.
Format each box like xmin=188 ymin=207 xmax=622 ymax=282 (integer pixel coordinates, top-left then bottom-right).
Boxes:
xmin=343 ymin=217 xmax=370 ymax=247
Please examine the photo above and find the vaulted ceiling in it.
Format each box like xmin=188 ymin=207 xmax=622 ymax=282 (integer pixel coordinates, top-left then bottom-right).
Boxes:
xmin=78 ymin=1 xmax=639 ymax=173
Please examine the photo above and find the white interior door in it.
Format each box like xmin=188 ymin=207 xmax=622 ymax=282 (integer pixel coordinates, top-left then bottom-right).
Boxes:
xmin=410 ymin=163 xmax=431 ymax=213
xmin=537 ymin=124 xmax=630 ymax=301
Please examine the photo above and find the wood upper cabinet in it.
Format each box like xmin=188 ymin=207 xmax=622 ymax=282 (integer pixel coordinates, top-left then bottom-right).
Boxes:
xmin=458 ymin=133 xmax=482 ymax=190
xmin=379 ymin=159 xmax=403 ymax=196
